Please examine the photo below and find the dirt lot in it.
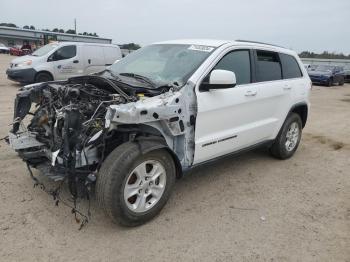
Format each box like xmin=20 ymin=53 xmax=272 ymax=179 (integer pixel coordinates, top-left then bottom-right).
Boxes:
xmin=0 ymin=53 xmax=349 ymax=262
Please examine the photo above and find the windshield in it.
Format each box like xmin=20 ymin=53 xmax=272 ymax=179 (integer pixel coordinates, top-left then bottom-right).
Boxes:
xmin=110 ymin=44 xmax=215 ymax=87
xmin=31 ymin=43 xmax=58 ymax=57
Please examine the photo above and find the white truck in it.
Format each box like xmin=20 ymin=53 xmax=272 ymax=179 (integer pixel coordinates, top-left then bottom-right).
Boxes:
xmin=6 ymin=42 xmax=121 ymax=83
xmin=8 ymin=39 xmax=311 ymax=226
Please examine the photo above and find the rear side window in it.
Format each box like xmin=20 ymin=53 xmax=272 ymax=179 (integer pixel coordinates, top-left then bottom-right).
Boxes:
xmin=256 ymin=50 xmax=282 ymax=82
xmin=52 ymin=45 xmax=76 ymax=61
xmin=214 ymin=50 xmax=251 ymax=85
xmin=279 ymin=53 xmax=302 ymax=79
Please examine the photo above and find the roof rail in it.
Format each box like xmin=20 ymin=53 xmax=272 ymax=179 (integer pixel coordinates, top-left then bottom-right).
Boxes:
xmin=235 ymin=39 xmax=285 ymax=48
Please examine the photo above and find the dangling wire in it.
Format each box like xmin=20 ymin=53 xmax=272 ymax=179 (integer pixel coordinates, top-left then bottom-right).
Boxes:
xmin=25 ymin=162 xmax=90 ymax=230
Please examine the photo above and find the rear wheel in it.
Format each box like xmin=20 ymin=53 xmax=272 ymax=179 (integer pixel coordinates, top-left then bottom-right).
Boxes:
xmin=35 ymin=72 xmax=53 ymax=83
xmin=96 ymin=142 xmax=176 ymax=226
xmin=339 ymin=77 xmax=344 ymax=86
xmin=270 ymin=113 xmax=302 ymax=160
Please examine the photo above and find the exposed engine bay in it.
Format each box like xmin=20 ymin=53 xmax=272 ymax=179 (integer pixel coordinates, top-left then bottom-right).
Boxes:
xmin=8 ymin=74 xmax=196 ymax=226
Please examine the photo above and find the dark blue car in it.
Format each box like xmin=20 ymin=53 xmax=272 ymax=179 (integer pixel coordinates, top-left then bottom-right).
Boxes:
xmin=308 ymin=65 xmax=345 ymax=86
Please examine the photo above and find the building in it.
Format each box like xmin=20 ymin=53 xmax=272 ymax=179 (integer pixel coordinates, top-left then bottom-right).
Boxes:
xmin=0 ymin=26 xmax=112 ymax=48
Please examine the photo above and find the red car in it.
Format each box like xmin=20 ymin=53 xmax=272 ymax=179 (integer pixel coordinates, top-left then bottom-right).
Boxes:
xmin=9 ymin=44 xmax=32 ymax=56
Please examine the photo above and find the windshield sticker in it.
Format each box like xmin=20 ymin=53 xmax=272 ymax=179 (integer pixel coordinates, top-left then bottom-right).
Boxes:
xmin=188 ymin=45 xmax=214 ymax=52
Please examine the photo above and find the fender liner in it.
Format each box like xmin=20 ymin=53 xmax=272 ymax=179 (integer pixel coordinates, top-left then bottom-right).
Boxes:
xmin=134 ymin=137 xmax=183 ymax=178
xmin=288 ymin=102 xmax=308 ymax=128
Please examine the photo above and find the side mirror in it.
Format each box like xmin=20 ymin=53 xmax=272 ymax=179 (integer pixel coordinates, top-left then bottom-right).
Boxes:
xmin=200 ymin=69 xmax=236 ymax=91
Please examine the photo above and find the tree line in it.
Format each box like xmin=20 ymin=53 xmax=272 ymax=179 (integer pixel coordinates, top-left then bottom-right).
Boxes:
xmin=299 ymin=51 xmax=350 ymax=59
xmin=0 ymin=22 xmax=98 ymax=37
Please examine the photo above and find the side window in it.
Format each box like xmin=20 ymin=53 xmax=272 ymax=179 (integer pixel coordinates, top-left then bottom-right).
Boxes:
xmin=256 ymin=50 xmax=282 ymax=82
xmin=50 ymin=45 xmax=76 ymax=61
xmin=213 ymin=50 xmax=251 ymax=85
xmin=279 ymin=53 xmax=302 ymax=79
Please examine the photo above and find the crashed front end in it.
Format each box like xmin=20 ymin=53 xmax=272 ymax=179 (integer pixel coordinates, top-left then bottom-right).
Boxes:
xmin=7 ymin=72 xmax=197 ymax=227
xmin=8 ymin=73 xmax=195 ymax=192
xmin=8 ymin=76 xmax=132 ymax=199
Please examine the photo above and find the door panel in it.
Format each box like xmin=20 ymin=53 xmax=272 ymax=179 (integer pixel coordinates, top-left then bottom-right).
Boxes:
xmin=51 ymin=45 xmax=81 ymax=80
xmin=194 ymin=83 xmax=272 ymax=164
xmin=193 ymin=49 xmax=294 ymax=164
xmin=194 ymin=49 xmax=274 ymax=164
xmin=83 ymin=45 xmax=105 ymax=74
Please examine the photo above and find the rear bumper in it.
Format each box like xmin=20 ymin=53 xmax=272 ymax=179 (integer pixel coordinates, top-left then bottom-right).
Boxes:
xmin=6 ymin=68 xmax=37 ymax=83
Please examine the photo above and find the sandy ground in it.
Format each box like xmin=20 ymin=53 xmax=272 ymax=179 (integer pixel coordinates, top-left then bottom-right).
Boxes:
xmin=0 ymin=54 xmax=349 ymax=262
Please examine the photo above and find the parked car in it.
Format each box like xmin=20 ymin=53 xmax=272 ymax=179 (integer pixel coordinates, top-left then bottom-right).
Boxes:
xmin=0 ymin=43 xmax=10 ymax=54
xmin=344 ymin=67 xmax=350 ymax=83
xmin=7 ymin=39 xmax=311 ymax=226
xmin=308 ymin=65 xmax=345 ymax=86
xmin=9 ymin=44 xmax=32 ymax=56
xmin=6 ymin=42 xmax=122 ymax=83
xmin=9 ymin=45 xmax=21 ymax=55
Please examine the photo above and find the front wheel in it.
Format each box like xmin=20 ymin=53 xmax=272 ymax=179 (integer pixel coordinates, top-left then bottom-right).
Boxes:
xmin=96 ymin=142 xmax=176 ymax=226
xmin=270 ymin=113 xmax=302 ymax=160
xmin=35 ymin=72 xmax=53 ymax=83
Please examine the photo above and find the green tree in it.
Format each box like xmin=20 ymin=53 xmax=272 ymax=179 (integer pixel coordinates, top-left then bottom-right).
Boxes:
xmin=65 ymin=29 xmax=76 ymax=34
xmin=0 ymin=23 xmax=18 ymax=28
xmin=299 ymin=51 xmax=350 ymax=59
xmin=120 ymin=43 xmax=141 ymax=50
xmin=23 ymin=25 xmax=30 ymax=29
xmin=30 ymin=25 xmax=35 ymax=30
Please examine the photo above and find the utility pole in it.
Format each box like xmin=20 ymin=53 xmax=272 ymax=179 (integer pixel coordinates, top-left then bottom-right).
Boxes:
xmin=74 ymin=18 xmax=77 ymax=34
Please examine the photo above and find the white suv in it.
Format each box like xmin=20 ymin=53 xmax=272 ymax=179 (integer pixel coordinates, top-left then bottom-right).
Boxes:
xmin=8 ymin=39 xmax=311 ymax=226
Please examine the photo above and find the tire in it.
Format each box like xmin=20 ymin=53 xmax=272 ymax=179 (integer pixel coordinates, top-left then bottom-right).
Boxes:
xmin=339 ymin=77 xmax=344 ymax=86
xmin=96 ymin=142 xmax=176 ymax=226
xmin=327 ymin=78 xmax=333 ymax=87
xmin=35 ymin=72 xmax=53 ymax=83
xmin=270 ymin=113 xmax=302 ymax=160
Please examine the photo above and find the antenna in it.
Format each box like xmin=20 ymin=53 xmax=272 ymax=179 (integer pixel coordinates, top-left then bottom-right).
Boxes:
xmin=74 ymin=18 xmax=77 ymax=34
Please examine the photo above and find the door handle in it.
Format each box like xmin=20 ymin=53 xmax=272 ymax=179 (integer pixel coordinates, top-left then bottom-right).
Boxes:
xmin=283 ymin=85 xmax=292 ymax=90
xmin=73 ymin=60 xmax=79 ymax=63
xmin=245 ymin=90 xmax=257 ymax=96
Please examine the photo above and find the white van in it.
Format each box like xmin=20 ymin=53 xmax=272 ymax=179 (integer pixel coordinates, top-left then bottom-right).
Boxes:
xmin=6 ymin=42 xmax=122 ymax=83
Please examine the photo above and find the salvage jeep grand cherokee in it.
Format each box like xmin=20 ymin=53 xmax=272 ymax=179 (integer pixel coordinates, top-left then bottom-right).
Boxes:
xmin=8 ymin=39 xmax=311 ymax=226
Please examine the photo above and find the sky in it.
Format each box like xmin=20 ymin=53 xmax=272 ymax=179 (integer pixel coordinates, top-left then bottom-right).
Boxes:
xmin=1 ymin=0 xmax=349 ymax=54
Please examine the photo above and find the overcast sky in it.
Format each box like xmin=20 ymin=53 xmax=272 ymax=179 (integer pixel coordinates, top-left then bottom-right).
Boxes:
xmin=1 ymin=0 xmax=349 ymax=54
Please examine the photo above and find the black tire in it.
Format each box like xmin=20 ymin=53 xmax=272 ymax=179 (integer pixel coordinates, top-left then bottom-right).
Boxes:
xmin=339 ymin=77 xmax=344 ymax=86
xmin=96 ymin=142 xmax=176 ymax=226
xmin=35 ymin=72 xmax=53 ymax=83
xmin=327 ymin=78 xmax=333 ymax=87
xmin=270 ymin=113 xmax=302 ymax=160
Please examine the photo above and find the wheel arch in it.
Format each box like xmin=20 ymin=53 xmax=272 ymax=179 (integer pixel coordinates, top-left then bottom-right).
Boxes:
xmin=35 ymin=70 xmax=54 ymax=82
xmin=289 ymin=102 xmax=308 ymax=128
xmin=135 ymin=136 xmax=183 ymax=179
xmin=106 ymin=123 xmax=183 ymax=179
